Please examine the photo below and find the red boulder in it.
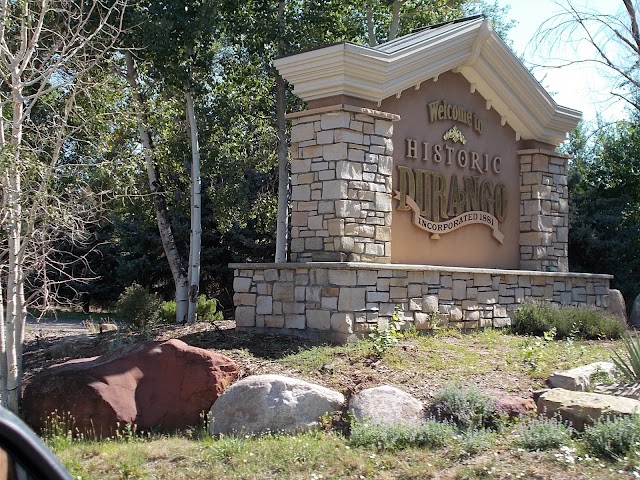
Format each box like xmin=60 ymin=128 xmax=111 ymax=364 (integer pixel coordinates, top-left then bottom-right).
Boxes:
xmin=23 ymin=339 xmax=238 ymax=437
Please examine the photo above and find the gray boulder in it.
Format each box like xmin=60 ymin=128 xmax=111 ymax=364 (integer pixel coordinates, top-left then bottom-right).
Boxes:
xmin=608 ymin=289 xmax=627 ymax=327
xmin=548 ymin=362 xmax=617 ymax=392
xmin=348 ymin=385 xmax=424 ymax=425
xmin=209 ymin=374 xmax=344 ymax=435
xmin=631 ymin=294 xmax=640 ymax=328
xmin=538 ymin=388 xmax=640 ymax=430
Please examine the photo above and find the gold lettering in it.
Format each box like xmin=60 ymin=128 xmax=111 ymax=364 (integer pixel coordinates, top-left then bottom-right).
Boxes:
xmin=415 ymin=169 xmax=433 ymax=217
xmin=428 ymin=101 xmax=440 ymax=122
xmin=480 ymin=181 xmax=495 ymax=216
xmin=432 ymin=172 xmax=449 ymax=222
xmin=447 ymin=174 xmax=466 ymax=217
xmin=397 ymin=166 xmax=415 ymax=210
xmin=495 ymin=183 xmax=508 ymax=221
xmin=464 ymin=176 xmax=480 ymax=211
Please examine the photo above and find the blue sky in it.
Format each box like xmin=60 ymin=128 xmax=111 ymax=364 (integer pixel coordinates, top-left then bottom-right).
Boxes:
xmin=495 ymin=0 xmax=627 ymax=123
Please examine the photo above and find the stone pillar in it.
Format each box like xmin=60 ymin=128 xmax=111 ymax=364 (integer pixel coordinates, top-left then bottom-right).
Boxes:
xmin=287 ymin=105 xmax=400 ymax=263
xmin=518 ymin=149 xmax=569 ymax=272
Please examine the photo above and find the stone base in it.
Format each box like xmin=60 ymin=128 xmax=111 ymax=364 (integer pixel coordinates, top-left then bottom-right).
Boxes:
xmin=231 ymin=262 xmax=613 ymax=344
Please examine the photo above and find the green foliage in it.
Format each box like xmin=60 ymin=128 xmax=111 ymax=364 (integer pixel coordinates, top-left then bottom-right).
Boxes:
xmin=431 ymin=384 xmax=503 ymax=431
xmin=368 ymin=308 xmax=405 ymax=356
xmin=42 ymin=410 xmax=77 ymax=451
xmin=583 ymin=415 xmax=640 ymax=460
xmin=457 ymin=428 xmax=496 ymax=456
xmin=160 ymin=296 xmax=223 ymax=323
xmin=349 ymin=420 xmax=457 ymax=451
xmin=513 ymin=302 xmax=624 ymax=340
xmin=518 ymin=328 xmax=556 ymax=372
xmin=612 ymin=335 xmax=640 ymax=382
xmin=565 ymin=120 xmax=640 ymax=311
xmin=515 ymin=417 xmax=573 ymax=451
xmin=115 ymin=283 xmax=163 ymax=328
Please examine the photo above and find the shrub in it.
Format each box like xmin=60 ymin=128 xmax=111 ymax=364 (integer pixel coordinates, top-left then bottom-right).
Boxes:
xmin=349 ymin=420 xmax=456 ymax=451
xmin=431 ymin=384 xmax=503 ymax=431
xmin=513 ymin=302 xmax=624 ymax=340
xmin=458 ymin=428 xmax=496 ymax=456
xmin=513 ymin=302 xmax=555 ymax=337
xmin=115 ymin=283 xmax=163 ymax=328
xmin=515 ymin=416 xmax=573 ymax=451
xmin=612 ymin=335 xmax=640 ymax=382
xmin=160 ymin=296 xmax=224 ymax=323
xmin=583 ymin=415 xmax=640 ymax=460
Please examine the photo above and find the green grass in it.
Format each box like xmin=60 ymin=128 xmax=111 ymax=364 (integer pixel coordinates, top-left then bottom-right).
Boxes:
xmin=44 ymin=328 xmax=636 ymax=479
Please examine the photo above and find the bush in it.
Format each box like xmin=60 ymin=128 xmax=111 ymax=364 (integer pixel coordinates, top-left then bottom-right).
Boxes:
xmin=349 ymin=420 xmax=456 ymax=451
xmin=115 ymin=283 xmax=163 ymax=328
xmin=160 ymin=295 xmax=224 ymax=323
xmin=584 ymin=415 xmax=640 ymax=460
xmin=612 ymin=334 xmax=640 ymax=382
xmin=515 ymin=417 xmax=573 ymax=451
xmin=431 ymin=384 xmax=503 ymax=431
xmin=458 ymin=429 xmax=495 ymax=456
xmin=513 ymin=302 xmax=624 ymax=340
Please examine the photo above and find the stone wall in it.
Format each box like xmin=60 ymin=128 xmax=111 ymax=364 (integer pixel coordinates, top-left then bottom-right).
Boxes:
xmin=519 ymin=149 xmax=569 ymax=272
xmin=231 ymin=262 xmax=612 ymax=343
xmin=288 ymin=105 xmax=399 ymax=263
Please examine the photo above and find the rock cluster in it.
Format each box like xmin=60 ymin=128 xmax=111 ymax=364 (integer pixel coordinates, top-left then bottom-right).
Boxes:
xmin=23 ymin=339 xmax=238 ymax=437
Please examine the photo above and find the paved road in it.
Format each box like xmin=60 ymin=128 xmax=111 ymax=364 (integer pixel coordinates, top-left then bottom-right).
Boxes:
xmin=25 ymin=316 xmax=89 ymax=336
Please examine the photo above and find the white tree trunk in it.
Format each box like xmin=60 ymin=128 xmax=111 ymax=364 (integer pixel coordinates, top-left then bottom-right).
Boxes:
xmin=185 ymin=89 xmax=201 ymax=324
xmin=275 ymin=0 xmax=289 ymax=263
xmin=366 ymin=0 xmax=378 ymax=46
xmin=4 ymin=90 xmax=25 ymax=413
xmin=124 ymin=51 xmax=189 ymax=323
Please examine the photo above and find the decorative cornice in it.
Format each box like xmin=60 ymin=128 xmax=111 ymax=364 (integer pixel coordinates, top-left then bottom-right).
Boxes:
xmin=274 ymin=17 xmax=581 ymax=146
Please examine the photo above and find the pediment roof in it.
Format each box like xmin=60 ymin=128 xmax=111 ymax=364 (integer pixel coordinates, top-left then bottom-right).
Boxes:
xmin=274 ymin=16 xmax=581 ymax=146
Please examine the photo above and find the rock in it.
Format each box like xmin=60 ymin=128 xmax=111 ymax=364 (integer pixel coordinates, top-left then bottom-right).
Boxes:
xmin=548 ymin=362 xmax=617 ymax=392
xmin=210 ymin=374 xmax=344 ymax=435
xmin=608 ymin=289 xmax=627 ymax=326
xmin=46 ymin=336 xmax=96 ymax=359
xmin=494 ymin=396 xmax=536 ymax=419
xmin=99 ymin=323 xmax=118 ymax=333
xmin=537 ymin=388 xmax=640 ymax=430
xmin=348 ymin=385 xmax=423 ymax=425
xmin=631 ymin=294 xmax=640 ymax=328
xmin=23 ymin=339 xmax=238 ymax=437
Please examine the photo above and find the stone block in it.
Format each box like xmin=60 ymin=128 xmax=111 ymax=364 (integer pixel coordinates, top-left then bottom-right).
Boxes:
xmin=334 ymin=129 xmax=364 ymax=144
xmin=235 ymin=306 xmax=255 ymax=327
xmin=323 ymin=143 xmax=348 ymax=161
xmin=321 ymin=112 xmax=351 ymax=129
xmin=328 ymin=270 xmax=357 ymax=286
xmin=336 ymin=200 xmax=362 ymax=217
xmin=291 ymin=123 xmax=315 ymax=143
xmin=291 ymin=158 xmax=312 ymax=174
xmin=322 ymin=180 xmax=348 ymax=200
xmin=233 ymin=277 xmax=253 ymax=293
xmin=422 ymin=295 xmax=438 ymax=312
xmin=285 ymin=314 xmax=306 ymax=329
xmin=291 ymin=185 xmax=311 ymax=201
xmin=339 ymin=288 xmax=366 ymax=311
xmin=272 ymin=284 xmax=294 ymax=302
xmin=256 ymin=296 xmax=273 ymax=315
xmin=331 ymin=313 xmax=354 ymax=334
xmin=336 ymin=161 xmax=363 ymax=181
xmin=306 ymin=310 xmax=331 ymax=330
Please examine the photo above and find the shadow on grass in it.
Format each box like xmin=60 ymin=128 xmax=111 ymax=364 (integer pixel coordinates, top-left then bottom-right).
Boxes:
xmin=177 ymin=326 xmax=324 ymax=360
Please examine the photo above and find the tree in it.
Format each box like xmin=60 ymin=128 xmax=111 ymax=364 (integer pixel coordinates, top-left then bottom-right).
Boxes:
xmin=122 ymin=0 xmax=219 ymax=323
xmin=0 ymin=0 xmax=128 ymax=412
xmin=564 ymin=120 xmax=640 ymax=310
xmin=534 ymin=0 xmax=640 ymax=112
